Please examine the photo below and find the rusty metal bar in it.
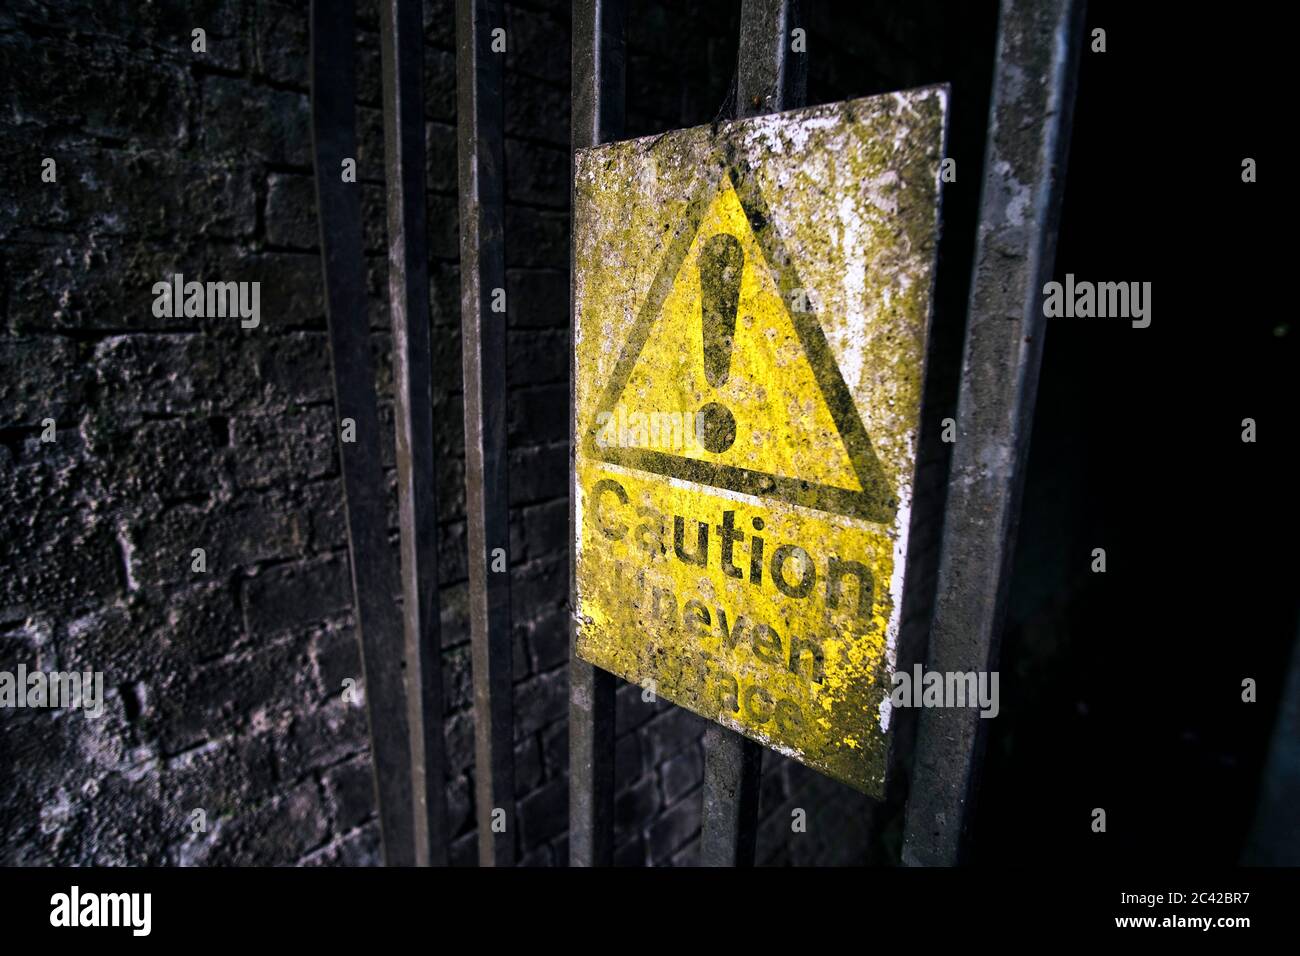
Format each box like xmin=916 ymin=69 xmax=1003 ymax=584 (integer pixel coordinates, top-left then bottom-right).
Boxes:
xmin=456 ymin=0 xmax=516 ymax=867
xmin=697 ymin=0 xmax=804 ymax=868
xmin=379 ymin=0 xmax=448 ymax=868
xmin=902 ymin=0 xmax=1085 ymax=866
xmin=310 ymin=0 xmax=415 ymax=867
xmin=568 ymin=0 xmax=625 ymax=868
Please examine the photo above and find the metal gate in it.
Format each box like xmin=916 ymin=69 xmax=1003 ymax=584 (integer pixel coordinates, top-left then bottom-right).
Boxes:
xmin=308 ymin=0 xmax=1084 ymax=867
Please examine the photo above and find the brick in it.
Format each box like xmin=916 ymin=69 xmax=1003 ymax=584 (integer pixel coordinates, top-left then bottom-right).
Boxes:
xmin=241 ymin=250 xmax=326 ymax=326
xmin=504 ymin=6 xmax=569 ymax=82
xmin=423 ymin=0 xmax=456 ymax=48
xmin=449 ymin=831 xmax=477 ymax=867
xmin=354 ymin=33 xmax=383 ymax=106
xmin=525 ymin=605 xmax=567 ymax=673
xmin=4 ymin=142 xmax=256 ymax=242
xmin=515 ymin=736 xmax=544 ymax=797
xmin=323 ymin=757 xmax=375 ymax=831
xmin=423 ymin=48 xmax=457 ymax=123
xmin=670 ymin=837 xmax=700 ymax=867
xmin=60 ymin=580 xmax=242 ymax=680
xmin=444 ymin=708 xmax=475 ymax=776
xmin=202 ymin=76 xmax=311 ymax=166
xmin=504 ymin=139 xmax=569 ymax=208
xmin=510 ymin=555 xmax=565 ymax=627
xmin=508 ymin=383 xmax=568 ymax=444
xmin=0 ymin=36 xmax=190 ymax=146
xmin=646 ymin=787 xmax=701 ymax=863
xmin=426 ymin=193 xmax=460 ymax=259
xmin=0 ymin=479 xmax=122 ymax=615
xmin=426 ymin=122 xmax=458 ymax=194
xmin=0 ymin=0 xmax=887 ymax=870
xmin=255 ymin=332 xmax=333 ymax=409
xmin=91 ymin=334 xmax=248 ymax=418
xmin=129 ymin=494 xmax=309 ymax=590
xmin=116 ymin=418 xmax=228 ymax=500
xmin=540 ymin=721 xmax=566 ymax=778
xmin=517 ymin=777 xmax=566 ymax=849
xmin=0 ymin=335 xmax=87 ymax=428
xmin=506 ymin=269 xmax=567 ymax=329
xmin=615 ymin=731 xmax=642 ymax=793
xmin=615 ymin=775 xmax=659 ymax=844
xmin=198 ymin=782 xmax=331 ymax=865
xmin=231 ymin=405 xmax=336 ymax=490
xmin=505 ymin=207 xmax=568 ymax=268
xmin=504 ymin=70 xmax=568 ymax=146
xmin=266 ymin=173 xmax=320 ymax=249
xmin=312 ymin=622 xmax=361 ymax=696
xmin=442 ymin=644 xmax=473 ymax=712
xmin=518 ymin=842 xmax=553 ymax=867
xmin=614 ymin=836 xmax=646 ymax=867
xmin=509 ymin=443 xmax=567 ymax=505
xmin=275 ymin=699 xmax=370 ymax=773
xmin=242 ymin=554 xmax=351 ymax=639
xmin=660 ymin=744 xmax=704 ymax=804
xmin=512 ymin=667 xmax=566 ymax=741
xmin=641 ymin=706 xmax=706 ymax=767
xmin=520 ymin=500 xmax=567 ymax=561
xmin=355 ymin=105 xmax=386 ymax=180
xmin=508 ymin=328 xmax=567 ymax=386
xmin=615 ymin=679 xmax=658 ymax=735
xmin=150 ymin=638 xmax=317 ymax=754
xmin=301 ymin=824 xmax=382 ymax=866
xmin=446 ymin=773 xmax=473 ymax=836
xmin=165 ymin=733 xmax=280 ymax=824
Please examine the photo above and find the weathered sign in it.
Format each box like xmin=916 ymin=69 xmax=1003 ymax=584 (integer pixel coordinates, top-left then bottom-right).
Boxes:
xmin=573 ymin=87 xmax=948 ymax=795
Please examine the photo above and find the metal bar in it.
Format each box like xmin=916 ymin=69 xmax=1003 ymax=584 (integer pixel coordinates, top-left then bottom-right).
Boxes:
xmin=456 ymin=0 xmax=515 ymax=868
xmin=699 ymin=724 xmax=764 ymax=866
xmin=568 ymin=0 xmax=625 ymax=869
xmin=379 ymin=0 xmax=448 ymax=868
xmin=902 ymin=0 xmax=1085 ymax=866
xmin=696 ymin=0 xmax=805 ymax=868
xmin=310 ymin=0 xmax=415 ymax=867
xmin=736 ymin=0 xmax=805 ymax=116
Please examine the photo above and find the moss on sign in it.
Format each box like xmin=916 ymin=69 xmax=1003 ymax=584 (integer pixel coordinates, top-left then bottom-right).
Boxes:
xmin=573 ymin=87 xmax=948 ymax=796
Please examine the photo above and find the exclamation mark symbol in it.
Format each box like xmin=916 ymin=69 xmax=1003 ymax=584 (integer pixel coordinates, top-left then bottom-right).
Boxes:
xmin=699 ymin=233 xmax=742 ymax=453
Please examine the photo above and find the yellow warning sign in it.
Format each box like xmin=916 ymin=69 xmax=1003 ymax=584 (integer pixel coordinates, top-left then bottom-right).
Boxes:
xmin=573 ymin=88 xmax=948 ymax=795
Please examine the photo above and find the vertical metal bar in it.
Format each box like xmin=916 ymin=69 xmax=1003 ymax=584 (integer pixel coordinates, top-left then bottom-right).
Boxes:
xmin=698 ymin=0 xmax=804 ymax=868
xmin=310 ymin=0 xmax=415 ymax=867
xmin=735 ymin=0 xmax=805 ymax=116
xmin=902 ymin=0 xmax=1085 ymax=866
xmin=699 ymin=724 xmax=764 ymax=866
xmin=568 ymin=0 xmax=625 ymax=869
xmin=456 ymin=0 xmax=516 ymax=867
xmin=380 ymin=0 xmax=448 ymax=868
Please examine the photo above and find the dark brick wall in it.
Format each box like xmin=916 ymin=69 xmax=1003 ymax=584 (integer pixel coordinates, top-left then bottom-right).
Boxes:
xmin=1 ymin=0 xmax=994 ymax=866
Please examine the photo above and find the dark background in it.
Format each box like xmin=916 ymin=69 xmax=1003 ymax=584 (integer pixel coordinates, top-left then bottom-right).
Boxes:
xmin=1 ymin=0 xmax=1293 ymax=866
xmin=978 ymin=4 xmax=1296 ymax=864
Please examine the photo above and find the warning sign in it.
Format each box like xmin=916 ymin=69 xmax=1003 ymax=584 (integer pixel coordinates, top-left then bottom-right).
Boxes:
xmin=573 ymin=88 xmax=948 ymax=795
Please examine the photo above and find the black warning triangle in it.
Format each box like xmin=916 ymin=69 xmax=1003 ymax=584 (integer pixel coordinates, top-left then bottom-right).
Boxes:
xmin=584 ymin=159 xmax=897 ymax=524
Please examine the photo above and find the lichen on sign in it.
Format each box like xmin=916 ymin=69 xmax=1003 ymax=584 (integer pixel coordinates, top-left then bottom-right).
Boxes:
xmin=573 ymin=86 xmax=948 ymax=796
